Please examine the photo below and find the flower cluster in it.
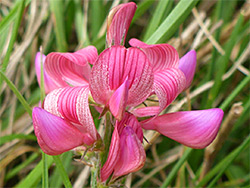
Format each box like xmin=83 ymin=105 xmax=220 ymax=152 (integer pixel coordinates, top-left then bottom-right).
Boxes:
xmin=32 ymin=2 xmax=224 ymax=183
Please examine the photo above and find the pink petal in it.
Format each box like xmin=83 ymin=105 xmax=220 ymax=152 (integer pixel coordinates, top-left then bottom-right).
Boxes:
xmin=132 ymin=106 xmax=160 ymax=117
xmin=32 ymin=107 xmax=93 ymax=155
xmin=154 ymin=68 xmax=186 ymax=114
xmin=142 ymin=109 xmax=224 ymax=149
xmin=117 ymin=113 xmax=144 ymax=142
xmin=178 ymin=50 xmax=196 ymax=89
xmin=113 ymin=126 xmax=146 ymax=179
xmin=43 ymin=86 xmax=99 ymax=142
xmin=45 ymin=46 xmax=98 ymax=87
xmin=109 ymin=78 xmax=129 ymax=121
xmin=129 ymin=38 xmax=179 ymax=72
xmin=90 ymin=46 xmax=153 ymax=109
xmin=35 ymin=52 xmax=60 ymax=93
xmin=106 ymin=2 xmax=137 ymax=47
xmin=101 ymin=125 xmax=120 ymax=182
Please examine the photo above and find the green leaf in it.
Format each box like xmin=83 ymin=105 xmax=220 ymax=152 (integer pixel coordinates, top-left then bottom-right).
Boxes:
xmin=146 ymin=0 xmax=199 ymax=44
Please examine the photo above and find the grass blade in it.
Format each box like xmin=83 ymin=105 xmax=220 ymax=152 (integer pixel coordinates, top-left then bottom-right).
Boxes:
xmin=146 ymin=0 xmax=199 ymax=44
xmin=143 ymin=0 xmax=171 ymax=41
xmin=160 ymin=147 xmax=193 ymax=187
xmin=0 ymin=134 xmax=36 ymax=146
xmin=48 ymin=0 xmax=68 ymax=52
xmin=52 ymin=156 xmax=73 ymax=188
xmin=15 ymin=155 xmax=54 ymax=188
xmin=0 ymin=71 xmax=32 ymax=117
xmin=197 ymin=134 xmax=250 ymax=187
xmin=0 ymin=0 xmax=25 ymax=89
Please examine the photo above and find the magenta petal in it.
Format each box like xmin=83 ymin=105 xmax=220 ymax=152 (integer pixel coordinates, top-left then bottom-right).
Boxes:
xmin=129 ymin=38 xmax=179 ymax=72
xmin=43 ymin=86 xmax=99 ymax=142
xmin=35 ymin=52 xmax=60 ymax=93
xmin=45 ymin=46 xmax=98 ymax=87
xmin=142 ymin=109 xmax=224 ymax=149
xmin=109 ymin=78 xmax=129 ymax=121
xmin=90 ymin=46 xmax=153 ymax=108
xmin=107 ymin=2 xmax=137 ymax=47
xmin=32 ymin=107 xmax=91 ymax=155
xmin=154 ymin=68 xmax=186 ymax=114
xmin=101 ymin=126 xmax=120 ymax=182
xmin=178 ymin=50 xmax=196 ymax=89
xmin=113 ymin=126 xmax=146 ymax=179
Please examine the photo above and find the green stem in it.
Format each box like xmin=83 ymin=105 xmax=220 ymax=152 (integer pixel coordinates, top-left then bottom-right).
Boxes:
xmin=42 ymin=152 xmax=49 ymax=188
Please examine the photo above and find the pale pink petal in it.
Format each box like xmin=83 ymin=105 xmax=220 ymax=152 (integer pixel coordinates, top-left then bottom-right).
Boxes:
xmin=32 ymin=107 xmax=93 ymax=155
xmin=101 ymin=125 xmax=120 ymax=182
xmin=129 ymin=38 xmax=179 ymax=72
xmin=107 ymin=2 xmax=137 ymax=47
xmin=109 ymin=78 xmax=129 ymax=121
xmin=45 ymin=46 xmax=98 ymax=87
xmin=90 ymin=46 xmax=153 ymax=108
xmin=35 ymin=52 xmax=61 ymax=93
xmin=132 ymin=106 xmax=160 ymax=117
xmin=43 ymin=86 xmax=99 ymax=142
xmin=142 ymin=109 xmax=224 ymax=149
xmin=113 ymin=126 xmax=146 ymax=179
xmin=153 ymin=68 xmax=186 ymax=114
xmin=179 ymin=50 xmax=196 ymax=89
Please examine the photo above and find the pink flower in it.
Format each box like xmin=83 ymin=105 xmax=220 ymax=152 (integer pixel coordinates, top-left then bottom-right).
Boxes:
xmin=98 ymin=2 xmax=224 ymax=181
xmin=33 ymin=47 xmax=100 ymax=155
xmin=32 ymin=2 xmax=224 ymax=182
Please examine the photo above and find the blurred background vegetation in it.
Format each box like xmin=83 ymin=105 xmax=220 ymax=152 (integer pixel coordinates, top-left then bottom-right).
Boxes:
xmin=0 ymin=0 xmax=249 ymax=187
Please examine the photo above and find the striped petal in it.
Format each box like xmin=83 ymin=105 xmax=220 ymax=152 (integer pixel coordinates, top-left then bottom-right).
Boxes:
xmin=129 ymin=38 xmax=179 ymax=72
xmin=45 ymin=46 xmax=98 ymax=87
xmin=107 ymin=2 xmax=136 ymax=47
xmin=35 ymin=52 xmax=60 ymax=93
xmin=90 ymin=46 xmax=153 ymax=109
xmin=113 ymin=126 xmax=146 ymax=179
xmin=153 ymin=68 xmax=186 ymax=114
xmin=142 ymin=109 xmax=224 ymax=149
xmin=179 ymin=50 xmax=196 ymax=89
xmin=101 ymin=125 xmax=120 ymax=182
xmin=43 ymin=86 xmax=99 ymax=142
xmin=32 ymin=107 xmax=93 ymax=155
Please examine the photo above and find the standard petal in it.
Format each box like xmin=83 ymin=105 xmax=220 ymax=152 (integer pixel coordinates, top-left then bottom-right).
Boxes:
xmin=129 ymin=38 xmax=179 ymax=72
xmin=178 ymin=50 xmax=196 ymax=89
xmin=90 ymin=46 xmax=154 ymax=108
xmin=45 ymin=46 xmax=98 ymax=87
xmin=101 ymin=125 xmax=120 ymax=182
xmin=35 ymin=52 xmax=60 ymax=93
xmin=109 ymin=78 xmax=129 ymax=121
xmin=43 ymin=86 xmax=99 ymax=142
xmin=106 ymin=2 xmax=137 ymax=47
xmin=32 ymin=107 xmax=93 ymax=155
xmin=142 ymin=109 xmax=224 ymax=149
xmin=113 ymin=126 xmax=146 ymax=179
xmin=153 ymin=68 xmax=186 ymax=114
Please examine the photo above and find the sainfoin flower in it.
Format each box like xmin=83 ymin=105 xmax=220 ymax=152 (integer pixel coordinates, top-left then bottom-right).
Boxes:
xmin=32 ymin=2 xmax=224 ymax=184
